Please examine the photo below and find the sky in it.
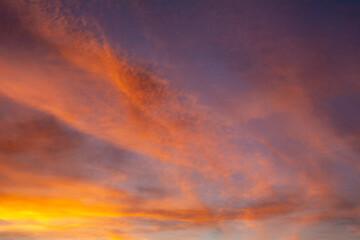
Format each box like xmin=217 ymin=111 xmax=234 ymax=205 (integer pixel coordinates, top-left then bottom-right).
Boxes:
xmin=0 ymin=0 xmax=359 ymax=239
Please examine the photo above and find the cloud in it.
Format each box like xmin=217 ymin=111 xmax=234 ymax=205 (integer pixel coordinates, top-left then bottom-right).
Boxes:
xmin=0 ymin=1 xmax=359 ymax=240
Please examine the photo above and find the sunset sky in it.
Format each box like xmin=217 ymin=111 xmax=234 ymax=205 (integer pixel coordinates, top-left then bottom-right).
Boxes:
xmin=0 ymin=0 xmax=360 ymax=239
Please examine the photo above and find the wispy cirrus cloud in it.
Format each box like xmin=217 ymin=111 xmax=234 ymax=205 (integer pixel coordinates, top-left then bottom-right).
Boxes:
xmin=0 ymin=1 xmax=359 ymax=240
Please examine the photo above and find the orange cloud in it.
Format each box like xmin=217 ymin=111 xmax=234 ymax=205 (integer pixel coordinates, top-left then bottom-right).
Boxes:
xmin=0 ymin=1 xmax=359 ymax=240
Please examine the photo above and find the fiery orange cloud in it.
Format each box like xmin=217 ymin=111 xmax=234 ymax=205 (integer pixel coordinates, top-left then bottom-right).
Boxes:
xmin=0 ymin=1 xmax=359 ymax=240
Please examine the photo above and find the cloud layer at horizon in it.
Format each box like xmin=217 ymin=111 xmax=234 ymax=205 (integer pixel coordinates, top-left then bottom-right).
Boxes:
xmin=0 ymin=1 xmax=359 ymax=239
